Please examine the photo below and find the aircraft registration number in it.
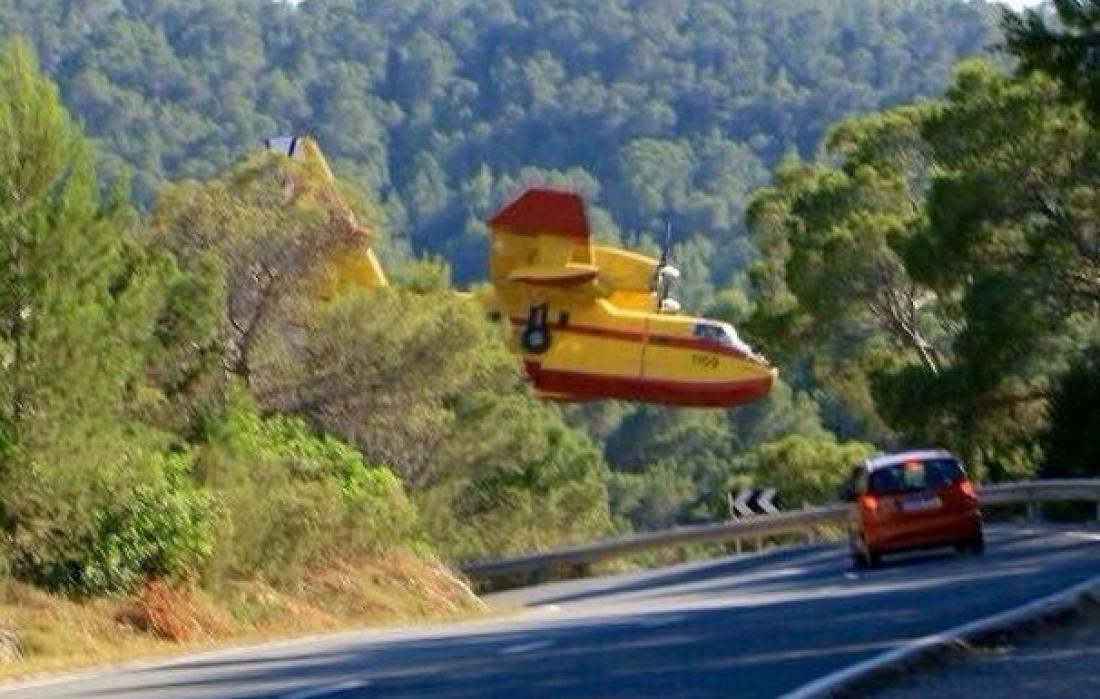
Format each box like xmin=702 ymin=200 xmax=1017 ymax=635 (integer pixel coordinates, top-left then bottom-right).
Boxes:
xmin=692 ymin=354 xmax=719 ymax=370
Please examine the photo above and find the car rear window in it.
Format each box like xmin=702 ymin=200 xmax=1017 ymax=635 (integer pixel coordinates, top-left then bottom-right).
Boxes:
xmin=868 ymin=458 xmax=964 ymax=495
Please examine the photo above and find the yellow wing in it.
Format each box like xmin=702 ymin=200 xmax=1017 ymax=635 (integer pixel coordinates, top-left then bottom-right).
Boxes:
xmin=263 ymin=136 xmax=388 ymax=296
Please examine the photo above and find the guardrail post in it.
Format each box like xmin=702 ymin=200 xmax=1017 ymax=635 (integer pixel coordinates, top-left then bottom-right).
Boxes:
xmin=1027 ymin=501 xmax=1041 ymax=523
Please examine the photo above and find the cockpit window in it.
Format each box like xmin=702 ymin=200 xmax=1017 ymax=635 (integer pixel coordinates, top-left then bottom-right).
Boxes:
xmin=692 ymin=322 xmax=739 ymax=345
xmin=693 ymin=323 xmax=727 ymax=344
xmin=692 ymin=322 xmax=756 ymax=357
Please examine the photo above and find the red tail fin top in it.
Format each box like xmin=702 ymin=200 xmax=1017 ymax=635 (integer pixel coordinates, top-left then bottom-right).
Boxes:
xmin=487 ymin=188 xmax=590 ymax=241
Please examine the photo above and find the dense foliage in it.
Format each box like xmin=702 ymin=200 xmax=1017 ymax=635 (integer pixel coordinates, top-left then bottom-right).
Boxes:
xmin=0 ymin=0 xmax=998 ymax=287
xmin=6 ymin=0 xmax=1098 ymax=602
xmin=1004 ymin=0 xmax=1100 ymax=478
xmin=746 ymin=53 xmax=1100 ymax=478
xmin=0 ymin=41 xmax=609 ymax=595
xmin=0 ymin=0 xmax=1004 ymax=553
xmin=1004 ymin=0 xmax=1100 ymax=122
xmin=0 ymin=40 xmax=216 ymax=594
xmin=1042 ymin=345 xmax=1100 ymax=480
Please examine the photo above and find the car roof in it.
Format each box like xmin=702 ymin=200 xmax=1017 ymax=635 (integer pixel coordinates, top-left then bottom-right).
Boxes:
xmin=865 ymin=449 xmax=956 ymax=471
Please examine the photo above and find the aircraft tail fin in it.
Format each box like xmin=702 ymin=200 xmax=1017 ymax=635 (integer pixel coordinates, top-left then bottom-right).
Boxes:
xmin=487 ymin=188 xmax=591 ymax=241
xmin=263 ymin=135 xmax=335 ymax=183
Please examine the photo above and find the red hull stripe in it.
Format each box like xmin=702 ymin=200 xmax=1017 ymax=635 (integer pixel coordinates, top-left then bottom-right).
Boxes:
xmin=524 ymin=362 xmax=773 ymax=408
xmin=509 ymin=318 xmax=755 ymax=361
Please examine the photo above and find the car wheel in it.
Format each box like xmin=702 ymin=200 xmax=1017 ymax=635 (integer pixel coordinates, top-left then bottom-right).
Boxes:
xmin=969 ymin=529 xmax=985 ymax=555
xmin=852 ymin=550 xmax=869 ymax=570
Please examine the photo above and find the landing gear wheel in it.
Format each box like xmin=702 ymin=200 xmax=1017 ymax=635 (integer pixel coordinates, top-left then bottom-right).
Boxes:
xmin=521 ymin=305 xmax=552 ymax=354
xmin=522 ymin=325 xmax=551 ymax=353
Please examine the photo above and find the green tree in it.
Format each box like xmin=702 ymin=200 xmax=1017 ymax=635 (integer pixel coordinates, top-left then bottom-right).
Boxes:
xmin=419 ymin=391 xmax=611 ymax=559
xmin=746 ymin=60 xmax=1100 ymax=480
xmin=745 ymin=109 xmax=947 ymax=442
xmin=151 ymin=152 xmax=368 ymax=393
xmin=1004 ymin=0 xmax=1100 ymax=120
xmin=741 ymin=435 xmax=875 ymax=508
xmin=1041 ymin=343 xmax=1100 ymax=479
xmin=0 ymin=40 xmax=213 ymax=594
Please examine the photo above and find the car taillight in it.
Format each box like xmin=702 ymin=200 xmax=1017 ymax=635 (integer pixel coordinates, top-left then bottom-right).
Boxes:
xmin=957 ymin=479 xmax=976 ymax=499
xmin=860 ymin=493 xmax=879 ymax=511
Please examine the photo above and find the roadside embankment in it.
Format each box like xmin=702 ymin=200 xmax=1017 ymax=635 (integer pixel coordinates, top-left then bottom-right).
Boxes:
xmin=0 ymin=554 xmax=484 ymax=681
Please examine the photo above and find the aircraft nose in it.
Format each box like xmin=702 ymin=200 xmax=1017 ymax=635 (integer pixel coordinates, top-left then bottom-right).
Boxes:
xmin=763 ymin=365 xmax=778 ymax=388
xmin=750 ymin=363 xmax=777 ymax=390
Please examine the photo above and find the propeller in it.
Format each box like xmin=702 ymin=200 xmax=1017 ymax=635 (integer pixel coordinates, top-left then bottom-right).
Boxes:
xmin=652 ymin=221 xmax=682 ymax=313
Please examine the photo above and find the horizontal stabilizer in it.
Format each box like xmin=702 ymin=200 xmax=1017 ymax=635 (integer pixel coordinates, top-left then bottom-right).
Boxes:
xmin=263 ymin=136 xmax=304 ymax=158
xmin=488 ymin=188 xmax=590 ymax=240
xmin=508 ymin=263 xmax=599 ymax=287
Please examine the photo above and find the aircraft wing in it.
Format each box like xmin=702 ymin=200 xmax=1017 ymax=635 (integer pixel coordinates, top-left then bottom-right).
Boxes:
xmin=261 ymin=136 xmax=387 ymax=293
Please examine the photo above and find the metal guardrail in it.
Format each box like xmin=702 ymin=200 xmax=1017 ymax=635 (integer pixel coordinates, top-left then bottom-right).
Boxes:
xmin=460 ymin=479 xmax=1100 ymax=581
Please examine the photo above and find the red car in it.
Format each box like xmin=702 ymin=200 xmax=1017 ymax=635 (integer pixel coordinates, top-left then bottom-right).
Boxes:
xmin=844 ymin=449 xmax=984 ymax=569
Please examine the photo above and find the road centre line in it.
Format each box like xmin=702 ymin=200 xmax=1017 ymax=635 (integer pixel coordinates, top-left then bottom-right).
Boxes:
xmin=499 ymin=639 xmax=556 ymax=655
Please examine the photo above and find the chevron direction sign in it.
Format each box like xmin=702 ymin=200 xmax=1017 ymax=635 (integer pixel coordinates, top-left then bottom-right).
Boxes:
xmin=728 ymin=488 xmax=779 ymax=518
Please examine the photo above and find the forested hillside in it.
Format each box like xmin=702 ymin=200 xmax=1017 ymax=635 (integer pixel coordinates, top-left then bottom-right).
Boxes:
xmin=0 ymin=0 xmax=1016 ymax=542
xmin=1 ymin=0 xmax=998 ymax=287
xmin=7 ymin=0 xmax=1100 ymax=670
xmin=0 ymin=0 xmax=1097 ymax=652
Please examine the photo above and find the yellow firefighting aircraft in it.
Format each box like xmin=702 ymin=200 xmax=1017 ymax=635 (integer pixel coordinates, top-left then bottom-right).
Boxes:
xmin=481 ymin=188 xmax=776 ymax=407
xmin=263 ymin=137 xmax=775 ymax=408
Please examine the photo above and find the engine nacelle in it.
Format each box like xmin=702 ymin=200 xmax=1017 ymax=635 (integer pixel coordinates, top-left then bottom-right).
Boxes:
xmin=657 ymin=264 xmax=681 ymax=281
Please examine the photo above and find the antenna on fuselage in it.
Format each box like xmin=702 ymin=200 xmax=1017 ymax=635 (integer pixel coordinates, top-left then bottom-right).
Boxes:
xmin=654 ymin=220 xmax=682 ymax=313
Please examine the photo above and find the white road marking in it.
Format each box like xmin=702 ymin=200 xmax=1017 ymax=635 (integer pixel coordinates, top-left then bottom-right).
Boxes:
xmin=499 ymin=639 xmax=555 ymax=655
xmin=526 ymin=603 xmax=562 ymax=616
xmin=282 ymin=679 xmax=369 ymax=699
xmin=1069 ymin=532 xmax=1100 ymax=542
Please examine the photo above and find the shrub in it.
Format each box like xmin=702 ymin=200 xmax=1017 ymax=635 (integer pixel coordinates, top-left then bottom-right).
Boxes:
xmin=195 ymin=389 xmax=418 ymax=581
xmin=8 ymin=454 xmax=215 ymax=596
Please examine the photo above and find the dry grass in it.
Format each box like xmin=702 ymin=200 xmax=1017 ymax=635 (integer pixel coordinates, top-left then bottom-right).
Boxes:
xmin=0 ymin=553 xmax=485 ymax=681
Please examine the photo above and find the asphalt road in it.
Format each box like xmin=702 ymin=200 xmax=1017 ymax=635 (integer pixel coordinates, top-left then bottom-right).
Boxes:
xmin=1 ymin=526 xmax=1097 ymax=699
xmin=872 ymin=610 xmax=1100 ymax=698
